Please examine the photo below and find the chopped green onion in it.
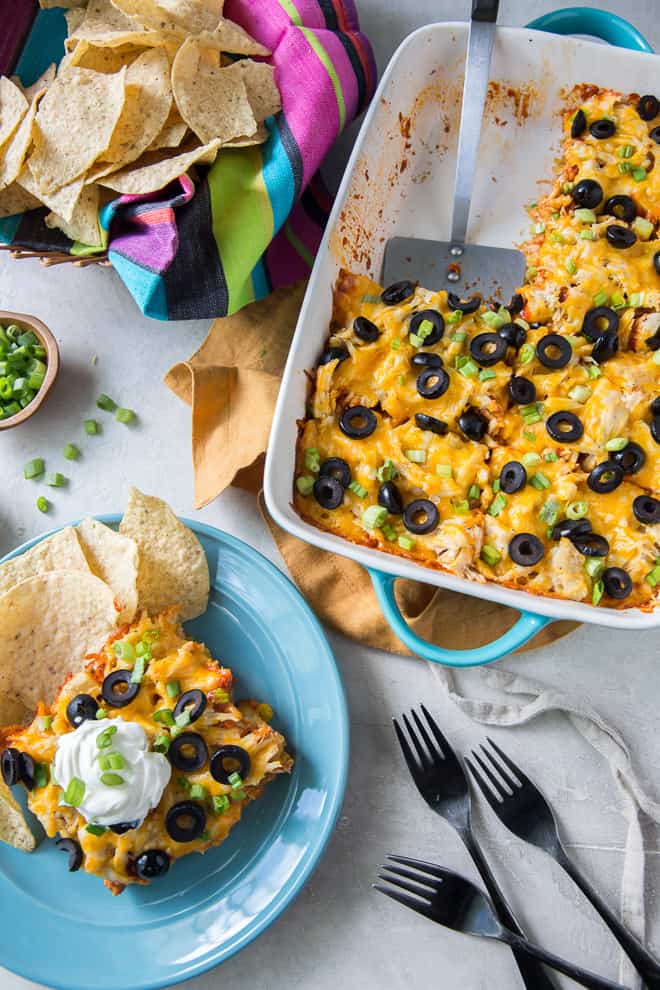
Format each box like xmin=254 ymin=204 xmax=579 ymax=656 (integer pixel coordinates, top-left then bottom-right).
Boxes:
xmin=46 ymin=472 xmax=66 ymax=487
xmin=467 ymin=483 xmax=481 ymax=501
xmin=37 ymin=715 xmax=53 ymax=732
xmin=153 ymin=708 xmax=175 ymax=725
xmin=585 ymin=557 xmax=604 ymax=579
xmin=381 ymin=523 xmax=396 ymax=542
xmin=610 ymin=293 xmax=626 ymax=310
xmin=592 ymin=580 xmax=604 ymax=606
xmin=390 ymin=337 xmax=401 ymax=350
xmin=579 ymin=229 xmax=595 ymax=240
xmin=153 ymin=735 xmax=171 ymax=754
xmin=63 ymin=777 xmax=86 ymax=806
xmin=36 ymin=496 xmax=50 ymax=513
xmin=645 ymin=564 xmax=660 ymax=588
xmin=522 ymin=452 xmax=541 ymax=468
xmin=436 ymin=464 xmax=453 ymax=478
xmin=530 ymin=471 xmax=551 ymax=491
xmin=177 ymin=777 xmax=191 ymax=791
xmin=377 ymin=458 xmax=397 ymax=482
xmin=544 ymin=450 xmax=558 ymax=462
xmin=166 ymin=680 xmax=181 ymax=698
xmin=452 ymin=499 xmax=469 ymax=515
xmin=574 ymin=208 xmax=596 ymax=223
xmin=447 ymin=310 xmax=463 ymax=325
xmin=488 ymin=493 xmax=508 ymax=517
xmin=480 ymin=545 xmax=502 ymax=567
xmin=101 ymin=772 xmax=124 ymax=787
xmin=228 ymin=771 xmax=243 ymax=790
xmin=84 ymin=418 xmax=100 ymax=435
xmin=416 ymin=319 xmax=434 ymax=340
xmin=211 ymin=688 xmax=229 ymax=704
xmin=533 ymin=222 xmax=546 ymax=235
xmin=481 ymin=310 xmax=508 ymax=330
xmin=295 ymin=475 xmax=315 ymax=496
xmin=113 ymin=640 xmax=135 ymax=661
xmin=175 ymin=709 xmax=191 ymax=729
xmin=405 ymin=449 xmax=427 ymax=464
xmin=587 ymin=364 xmax=602 ymax=380
xmin=565 ymin=258 xmax=577 ymax=275
xmin=304 ymin=448 xmax=320 ymax=473
xmin=479 ymin=368 xmax=496 ymax=381
xmin=568 ymin=384 xmax=591 ymax=403
xmin=23 ymin=457 xmax=44 ymax=480
xmin=522 ymin=410 xmax=542 ymax=425
xmin=653 ymin=351 xmax=660 ymax=366
xmin=628 ymin=292 xmax=644 ymax=308
xmin=566 ymin=500 xmax=588 ymax=519
xmin=523 ymin=429 xmax=537 ymax=444
xmin=135 ymin=641 xmax=150 ymax=658
xmin=96 ymin=394 xmax=116 ymax=412
xmin=189 ymin=783 xmax=207 ymax=800
xmin=492 ymin=479 xmax=501 ymax=493
xmin=619 ymin=144 xmax=634 ymax=159
xmin=116 ymin=407 xmax=136 ymax=425
xmin=86 ymin=824 xmax=107 ymax=836
xmin=34 ymin=764 xmax=49 ymax=789
xmin=618 ymin=161 xmax=631 ymax=174
xmin=631 ymin=166 xmax=647 ymax=182
xmin=605 ymin=436 xmax=627 ymax=452
xmin=106 ymin=752 xmax=125 ymax=771
xmin=348 ymin=480 xmax=368 ymax=498
xmin=518 ymin=343 xmax=535 ymax=365
xmin=213 ymin=794 xmax=230 ymax=815
xmin=231 ymin=789 xmax=247 ymax=803
xmin=539 ymin=497 xmax=560 ymax=525
xmin=398 ymin=535 xmax=416 ymax=551
xmin=562 ymin=181 xmax=574 ymax=193
xmin=450 ymin=330 xmax=467 ymax=343
xmin=362 ymin=505 xmax=388 ymax=529
xmin=592 ymin=290 xmax=609 ymax=307
xmin=397 ymin=375 xmax=405 ymax=387
xmin=63 ymin=443 xmax=80 ymax=461
xmin=95 ymin=708 xmax=108 ymax=720
xmin=96 ymin=725 xmax=117 ymax=748
xmin=632 ymin=217 xmax=654 ymax=240
xmin=130 ymin=656 xmax=146 ymax=684
xmin=514 ymin=318 xmax=530 ymax=331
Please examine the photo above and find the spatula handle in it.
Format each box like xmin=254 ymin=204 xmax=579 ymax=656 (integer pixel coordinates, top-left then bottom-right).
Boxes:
xmin=450 ymin=0 xmax=499 ymax=247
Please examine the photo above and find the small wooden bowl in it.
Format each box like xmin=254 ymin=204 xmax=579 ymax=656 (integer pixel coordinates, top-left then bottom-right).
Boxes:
xmin=0 ymin=310 xmax=60 ymax=431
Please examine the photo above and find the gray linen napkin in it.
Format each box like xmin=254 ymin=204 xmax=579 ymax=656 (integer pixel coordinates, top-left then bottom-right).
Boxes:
xmin=430 ymin=663 xmax=660 ymax=988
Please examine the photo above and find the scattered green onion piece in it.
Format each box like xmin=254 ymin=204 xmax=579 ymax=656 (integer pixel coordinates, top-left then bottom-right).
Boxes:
xmin=467 ymin=483 xmax=481 ymax=501
xmin=514 ymin=318 xmax=530 ymax=331
xmin=175 ymin=709 xmax=191 ymax=729
xmin=619 ymin=144 xmax=634 ymax=159
xmin=116 ymin=407 xmax=136 ymax=425
xmin=86 ymin=824 xmax=107 ymax=836
xmin=518 ymin=343 xmax=535 ymax=365
xmin=34 ymin=764 xmax=49 ymax=789
xmin=63 ymin=443 xmax=80 ymax=461
xmin=610 ymin=292 xmax=626 ymax=310
xmin=574 ymin=208 xmax=596 ymax=223
xmin=587 ymin=364 xmax=602 ymax=380
xmin=377 ymin=458 xmax=397 ymax=482
xmin=447 ymin=310 xmax=463 ymax=325
xmin=231 ymin=789 xmax=247 ymax=802
xmin=632 ymin=217 xmax=654 ymax=240
xmin=585 ymin=557 xmax=605 ymax=579
xmin=544 ymin=450 xmax=558 ymax=462
xmin=96 ymin=725 xmax=117 ymax=748
xmin=213 ymin=794 xmax=230 ymax=815
xmin=381 ymin=523 xmax=396 ymax=542
xmin=592 ymin=290 xmax=609 ymax=307
xmin=631 ymin=166 xmax=647 ymax=182
xmin=95 ymin=708 xmax=108 ymax=720
xmin=36 ymin=496 xmax=50 ymax=513
xmin=522 ymin=452 xmax=541 ymax=468
xmin=479 ymin=368 xmax=497 ymax=382
xmin=523 ymin=429 xmax=537 ymax=444
xmin=96 ymin=394 xmax=116 ymax=412
xmin=113 ymin=640 xmax=135 ymax=661
xmin=653 ymin=351 xmax=660 ymax=366
xmin=63 ymin=777 xmax=86 ymax=806
xmin=107 ymin=753 xmax=126 ymax=771
xmin=492 ymin=479 xmax=501 ymax=493
xmin=645 ymin=564 xmax=660 ymax=588
xmin=398 ymin=535 xmax=416 ymax=551
xmin=397 ymin=375 xmax=405 ymax=387
xmin=166 ymin=680 xmax=181 ymax=698
xmin=46 ymin=472 xmax=66 ymax=487
xmin=84 ymin=418 xmax=100 ymax=435
xmin=618 ymin=162 xmax=631 ymax=174
xmin=130 ymin=656 xmax=146 ymax=684
xmin=409 ymin=335 xmax=423 ymax=348
xmin=227 ymin=771 xmax=243 ymax=790
xmin=539 ymin=498 xmax=560 ymax=526
xmin=153 ymin=708 xmax=175 ymax=726
xmin=628 ymin=292 xmax=644 ymax=308
xmin=153 ymin=735 xmax=171 ymax=754
xmin=481 ymin=310 xmax=508 ymax=330
xmin=522 ymin=410 xmax=542 ymax=425
xmin=405 ymin=449 xmax=427 ymax=464
xmin=23 ymin=457 xmax=44 ymax=480
xmin=530 ymin=471 xmax=551 ymax=491
xmin=390 ymin=338 xmax=401 ymax=350
xmin=565 ymin=258 xmax=577 ymax=275
xmin=189 ymin=783 xmax=206 ymax=800
xmin=450 ymin=330 xmax=467 ymax=343
xmin=580 ymin=229 xmax=595 ymax=240
xmin=101 ymin=772 xmax=124 ymax=787
xmin=416 ymin=319 xmax=434 ymax=340
xmin=211 ymin=688 xmax=229 ymax=704
xmin=295 ymin=475 xmax=315 ymax=496
xmin=605 ymin=436 xmax=627 ymax=452
xmin=480 ymin=545 xmax=502 ymax=567
xmin=568 ymin=384 xmax=591 ymax=403
xmin=562 ymin=181 xmax=574 ymax=193
xmin=453 ymin=499 xmax=469 ymax=515
xmin=135 ymin=641 xmax=150 ymax=658
xmin=566 ymin=500 xmax=588 ymax=519
xmin=347 ymin=480 xmax=368 ymax=498
xmin=37 ymin=715 xmax=53 ymax=732
xmin=533 ymin=222 xmax=546 ymax=234
xmin=362 ymin=505 xmax=388 ymax=529
xmin=459 ymin=358 xmax=479 ymax=378
xmin=592 ymin=580 xmax=604 ymax=606
xmin=488 ymin=493 xmax=508 ymax=517
xmin=436 ymin=464 xmax=453 ymax=479
xmin=304 ymin=448 xmax=320 ymax=473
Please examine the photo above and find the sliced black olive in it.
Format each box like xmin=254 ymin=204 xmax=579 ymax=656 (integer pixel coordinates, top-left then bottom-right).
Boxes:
xmin=572 ymin=179 xmax=602 ymax=209
xmin=20 ymin=754 xmax=35 ymax=791
xmin=353 ymin=316 xmax=380 ymax=342
xmin=410 ymin=309 xmax=444 ymax=346
xmin=136 ymin=849 xmax=171 ymax=880
xmin=612 ymin=442 xmax=645 ymax=475
xmin=602 ymin=567 xmax=633 ymax=600
xmin=416 ymin=366 xmax=450 ymax=399
xmin=66 ymin=694 xmax=99 ymax=728
xmin=381 ymin=280 xmax=415 ymax=305
xmin=447 ymin=292 xmax=481 ymax=314
xmin=647 ymin=333 xmax=660 ymax=352
xmin=165 ymin=801 xmax=206 ymax=842
xmin=403 ymin=499 xmax=439 ymax=535
xmin=378 ymin=481 xmax=404 ymax=515
xmin=318 ymin=346 xmax=348 ymax=367
xmin=606 ymin=225 xmax=637 ymax=249
xmin=56 ymin=838 xmax=83 ymax=872
xmin=168 ymin=731 xmax=208 ymax=772
xmin=458 ymin=407 xmax=488 ymax=442
xmin=102 ymin=669 xmax=140 ymax=709
xmin=651 ymin=125 xmax=660 ymax=145
xmin=654 ymin=251 xmax=660 ymax=276
xmin=651 ymin=397 xmax=660 ymax=416
xmin=319 ymin=458 xmax=351 ymax=488
xmin=411 ymin=351 xmax=443 ymax=368
xmin=469 ymin=332 xmax=508 ymax=367
xmin=589 ymin=118 xmax=616 ymax=139
xmin=313 ymin=475 xmax=344 ymax=510
xmin=637 ymin=94 xmax=659 ymax=121
xmin=499 ymin=461 xmax=527 ymax=494
xmin=551 ymin=518 xmax=592 ymax=541
xmin=571 ymin=108 xmax=586 ymax=138
xmin=587 ymin=460 xmax=624 ymax=493
xmin=508 ymin=376 xmax=536 ymax=405
xmin=339 ymin=405 xmax=377 ymax=439
xmin=1 ymin=748 xmax=23 ymax=787
xmin=633 ymin=494 xmax=660 ymax=524
xmin=571 ymin=532 xmax=610 ymax=557
xmin=592 ymin=330 xmax=619 ymax=365
xmin=546 ymin=411 xmax=583 ymax=443
xmin=498 ymin=323 xmax=526 ymax=349
xmin=210 ymin=745 xmax=251 ymax=784
xmin=509 ymin=533 xmax=544 ymax=567
xmin=173 ymin=690 xmax=207 ymax=725
xmin=508 ymin=293 xmax=525 ymax=315
xmin=110 ymin=821 xmax=139 ymax=835
xmin=414 ymin=412 xmax=448 ymax=435
xmin=536 ymin=333 xmax=572 ymax=369
xmin=652 ymin=415 xmax=660 ymax=445
xmin=603 ymin=195 xmax=636 ymax=223
xmin=582 ymin=306 xmax=619 ymax=342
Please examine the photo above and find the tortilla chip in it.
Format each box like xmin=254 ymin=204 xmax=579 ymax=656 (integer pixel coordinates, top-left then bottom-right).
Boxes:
xmin=225 ymin=123 xmax=269 ymax=147
xmin=196 ymin=20 xmax=270 ymax=57
xmin=0 ymin=571 xmax=119 ymax=725
xmin=18 ymin=164 xmax=85 ymax=224
xmin=0 ymin=528 xmax=90 ymax=598
xmin=229 ymin=61 xmax=280 ymax=122
xmin=76 ymin=518 xmax=139 ymax=624
xmin=112 ymin=0 xmax=223 ymax=35
xmin=172 ymin=39 xmax=256 ymax=144
xmin=22 ymin=65 xmax=57 ymax=103
xmin=147 ymin=103 xmax=188 ymax=150
xmin=0 ymin=91 xmax=44 ymax=192
xmin=97 ymin=137 xmax=221 ymax=193
xmin=67 ymin=0 xmax=180 ymax=49
xmin=65 ymin=7 xmax=86 ymax=35
xmin=69 ymin=41 xmax=146 ymax=73
xmin=45 ymin=183 xmax=102 ymax=246
xmin=119 ymin=487 xmax=209 ymax=621
xmin=39 ymin=0 xmax=86 ymax=7
xmin=0 ymin=182 xmax=41 ymax=219
xmin=0 ymin=781 xmax=35 ymax=852
xmin=0 ymin=77 xmax=28 ymax=152
xmin=29 ymin=65 xmax=127 ymax=194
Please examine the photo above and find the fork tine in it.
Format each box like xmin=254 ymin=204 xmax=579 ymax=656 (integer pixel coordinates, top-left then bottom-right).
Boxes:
xmin=380 ymin=864 xmax=438 ymax=891
xmin=464 ymin=753 xmax=506 ymax=808
xmin=373 ymin=883 xmax=436 ymax=922
xmin=387 ymin=854 xmax=454 ymax=881
xmin=392 ymin=717 xmax=421 ymax=781
xmin=377 ymin=870 xmax=436 ymax=900
xmin=484 ymin=737 xmax=531 ymax=788
xmin=411 ymin=708 xmax=442 ymax=763
xmin=402 ymin=713 xmax=430 ymax=769
xmin=471 ymin=749 xmax=510 ymax=800
xmin=419 ymin=704 xmax=451 ymax=759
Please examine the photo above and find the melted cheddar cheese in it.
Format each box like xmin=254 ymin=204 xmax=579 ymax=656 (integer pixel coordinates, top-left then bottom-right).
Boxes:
xmin=294 ymin=87 xmax=659 ymax=610
xmin=7 ymin=611 xmax=292 ymax=893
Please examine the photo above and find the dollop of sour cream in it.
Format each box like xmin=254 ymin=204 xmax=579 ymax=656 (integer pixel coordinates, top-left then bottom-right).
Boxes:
xmin=53 ymin=717 xmax=171 ymax=827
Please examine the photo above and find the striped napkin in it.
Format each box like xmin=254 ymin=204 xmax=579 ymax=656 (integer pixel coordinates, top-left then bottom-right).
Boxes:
xmin=0 ymin=0 xmax=375 ymax=320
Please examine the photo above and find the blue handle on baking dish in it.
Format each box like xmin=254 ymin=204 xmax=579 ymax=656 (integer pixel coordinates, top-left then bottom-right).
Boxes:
xmin=368 ymin=7 xmax=652 ymax=668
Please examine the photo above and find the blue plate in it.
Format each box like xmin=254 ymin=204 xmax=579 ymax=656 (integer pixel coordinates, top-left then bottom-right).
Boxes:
xmin=0 ymin=517 xmax=348 ymax=990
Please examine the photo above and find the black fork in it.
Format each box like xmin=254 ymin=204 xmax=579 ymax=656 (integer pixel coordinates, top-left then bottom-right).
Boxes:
xmin=393 ymin=706 xmax=557 ymax=990
xmin=466 ymin=737 xmax=660 ymax=989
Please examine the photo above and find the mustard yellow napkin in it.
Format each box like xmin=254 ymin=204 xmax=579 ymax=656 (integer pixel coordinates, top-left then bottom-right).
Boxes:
xmin=165 ymin=285 xmax=577 ymax=656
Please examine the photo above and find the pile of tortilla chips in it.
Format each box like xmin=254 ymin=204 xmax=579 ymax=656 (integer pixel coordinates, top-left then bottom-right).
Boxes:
xmin=0 ymin=487 xmax=210 ymax=850
xmin=0 ymin=0 xmax=280 ymax=246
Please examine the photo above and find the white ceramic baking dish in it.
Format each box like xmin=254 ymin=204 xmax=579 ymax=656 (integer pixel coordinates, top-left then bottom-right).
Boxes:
xmin=264 ymin=11 xmax=659 ymax=666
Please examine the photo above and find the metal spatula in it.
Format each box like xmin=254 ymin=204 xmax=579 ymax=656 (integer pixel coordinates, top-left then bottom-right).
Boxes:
xmin=382 ymin=0 xmax=526 ymax=302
